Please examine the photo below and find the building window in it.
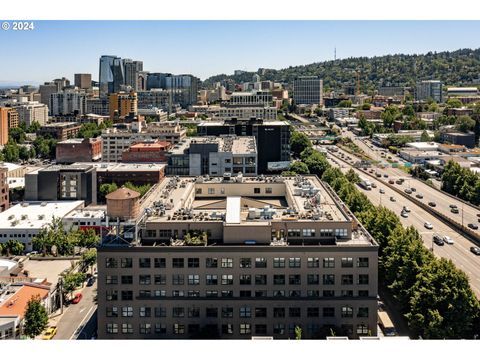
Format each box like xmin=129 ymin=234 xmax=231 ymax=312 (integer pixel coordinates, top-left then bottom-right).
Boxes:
xmin=307 ymin=290 xmax=320 ymax=298
xmin=307 ymin=274 xmax=319 ymax=285
xmin=287 ymin=229 xmax=301 ymax=237
xmin=341 ymin=275 xmax=354 ymax=285
xmin=105 ymin=258 xmax=117 ymax=268
xmin=254 ymin=188 xmax=260 ymax=194
xmin=341 ymin=290 xmax=354 ymax=297
xmin=357 ymin=324 xmax=369 ymax=335
xmin=206 ymin=308 xmax=218 ymax=318
xmin=154 ymin=274 xmax=166 ymax=285
xmin=341 ymin=306 xmax=354 ymax=318
xmin=273 ymin=274 xmax=285 ymax=285
xmin=139 ymin=258 xmax=151 ymax=268
xmin=289 ymin=257 xmax=301 ymax=268
xmin=172 ymin=290 xmax=184 ymax=297
xmin=139 ymin=307 xmax=151 ymax=318
xmin=106 ymin=306 xmax=118 ymax=317
xmin=323 ymin=307 xmax=335 ymax=317
xmin=122 ymin=306 xmax=133 ymax=317
xmin=239 ymin=258 xmax=252 ymax=268
xmin=307 ymin=257 xmax=319 ymax=268
xmin=139 ymin=290 xmax=151 ymax=298
xmin=106 ymin=290 xmax=118 ymax=301
xmin=255 ymin=274 xmax=267 ymax=285
xmin=255 ymin=324 xmax=267 ymax=335
xmin=239 ymin=274 xmax=251 ymax=285
xmin=155 ymin=307 xmax=166 ymax=318
xmin=188 ymin=274 xmax=200 ymax=285
xmin=289 ymin=290 xmax=301 ymax=298
xmin=173 ymin=324 xmax=185 ymax=335
xmin=255 ymin=257 xmax=267 ymax=268
xmin=289 ymin=274 xmax=301 ymax=285
xmin=206 ymin=274 xmax=218 ymax=285
xmin=221 ymin=274 xmax=234 ymax=285
xmin=121 ymin=275 xmax=133 ymax=285
xmin=173 ymin=307 xmax=185 ymax=318
xmin=139 ymin=275 xmax=151 ymax=285
xmin=206 ymin=290 xmax=218 ymax=298
xmin=341 ymin=257 xmax=353 ymax=268
xmin=206 ymin=258 xmax=218 ymax=268
xmin=121 ymin=291 xmax=133 ymax=301
xmin=196 ymin=188 xmax=202 ymax=195
xmin=323 ymin=290 xmax=335 ymax=297
xmin=358 ymin=274 xmax=369 ymax=285
xmin=222 ymin=324 xmax=233 ymax=335
xmin=323 ymin=257 xmax=335 ymax=268
xmin=154 ymin=290 xmax=166 ymax=297
xmin=188 ymin=290 xmax=200 ymax=297
xmin=358 ymin=290 xmax=369 ymax=297
xmin=172 ymin=258 xmax=184 ymax=268
xmin=240 ymin=290 xmax=251 ymax=298
xmin=273 ymin=323 xmax=285 ymax=335
xmin=323 ymin=274 xmax=335 ymax=285
xmin=302 ymin=229 xmax=315 ymax=237
xmin=154 ymin=258 xmax=166 ymax=268
xmin=188 ymin=324 xmax=200 ymax=334
xmin=255 ymin=308 xmax=267 ymax=318
xmin=208 ymin=188 xmax=215 ymax=195
xmin=146 ymin=230 xmax=156 ymax=237
xmin=221 ymin=290 xmax=233 ymax=298
xmin=221 ymin=258 xmax=233 ymax=268
xmin=289 ymin=307 xmax=301 ymax=318
xmin=188 ymin=307 xmax=200 ymax=318
xmin=139 ymin=323 xmax=151 ymax=334
xmin=172 ymin=274 xmax=184 ymax=285
xmin=240 ymin=307 xmax=251 ymax=318
xmin=307 ymin=307 xmax=319 ymax=318
xmin=239 ymin=323 xmax=251 ymax=335
xmin=106 ymin=275 xmax=118 ymax=285
xmin=222 ymin=307 xmax=234 ymax=318
xmin=335 ymin=228 xmax=348 ymax=238
xmin=273 ymin=257 xmax=285 ymax=268
xmin=188 ymin=258 xmax=199 ymax=268
xmin=106 ymin=323 xmax=118 ymax=334
xmin=273 ymin=290 xmax=285 ymax=297
xmin=358 ymin=307 xmax=369 ymax=318
xmin=265 ymin=187 xmax=272 ymax=194
xmin=120 ymin=258 xmax=132 ymax=268
xmin=357 ymin=257 xmax=369 ymax=268
xmin=155 ymin=324 xmax=167 ymax=334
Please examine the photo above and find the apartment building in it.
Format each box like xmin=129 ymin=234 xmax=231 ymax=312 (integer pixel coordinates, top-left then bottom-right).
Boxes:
xmin=229 ymin=91 xmax=273 ymax=107
xmin=14 ymin=101 xmax=48 ymax=126
xmin=74 ymin=73 xmax=92 ymax=90
xmin=38 ymin=122 xmax=82 ymax=141
xmin=416 ymin=80 xmax=443 ymax=103
xmin=216 ymin=106 xmax=277 ymax=121
xmin=293 ymin=77 xmax=323 ymax=105
xmin=109 ymin=91 xmax=138 ymax=119
xmin=97 ymin=175 xmax=378 ymax=340
xmin=49 ymin=91 xmax=88 ymax=116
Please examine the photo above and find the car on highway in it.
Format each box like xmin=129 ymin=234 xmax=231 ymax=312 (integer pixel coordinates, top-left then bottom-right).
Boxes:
xmin=388 ymin=179 xmax=394 ymax=184
xmin=42 ymin=326 xmax=57 ymax=340
xmin=401 ymin=211 xmax=409 ymax=218
xmin=432 ymin=234 xmax=444 ymax=246
xmin=428 ymin=202 xmax=436 ymax=207
xmin=376 ymin=173 xmax=382 ymax=178
xmin=395 ymin=179 xmax=403 ymax=185
xmin=371 ymin=183 xmax=377 ymax=188
xmin=72 ymin=293 xmax=83 ymax=304
xmin=390 ymin=196 xmax=396 ymax=202
xmin=468 ymin=223 xmax=479 ymax=230
xmin=449 ymin=204 xmax=457 ymax=209
xmin=470 ymin=246 xmax=480 ymax=255
xmin=379 ymin=189 xmax=385 ymax=194
xmin=404 ymin=188 xmax=412 ymax=194
xmin=451 ymin=207 xmax=459 ymax=214
xmin=410 ymin=188 xmax=416 ymax=192
xmin=424 ymin=222 xmax=433 ymax=229
xmin=402 ymin=206 xmax=411 ymax=213
xmin=443 ymin=236 xmax=454 ymax=245
xmin=87 ymin=277 xmax=96 ymax=287
xmin=416 ymin=193 xmax=423 ymax=199
xmin=383 ymin=174 xmax=388 ymax=178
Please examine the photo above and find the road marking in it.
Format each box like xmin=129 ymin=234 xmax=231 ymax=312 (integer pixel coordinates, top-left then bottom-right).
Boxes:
xmin=69 ymin=305 xmax=96 ymax=340
xmin=79 ymin=308 xmax=85 ymax=313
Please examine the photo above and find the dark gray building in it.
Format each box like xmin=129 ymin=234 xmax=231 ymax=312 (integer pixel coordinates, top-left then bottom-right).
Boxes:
xmin=99 ymin=55 xmax=124 ymax=95
xmin=440 ymin=131 xmax=476 ymax=148
xmin=293 ymin=76 xmax=323 ymax=105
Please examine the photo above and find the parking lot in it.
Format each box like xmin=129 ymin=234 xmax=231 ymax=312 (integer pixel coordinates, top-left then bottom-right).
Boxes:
xmin=22 ymin=259 xmax=74 ymax=285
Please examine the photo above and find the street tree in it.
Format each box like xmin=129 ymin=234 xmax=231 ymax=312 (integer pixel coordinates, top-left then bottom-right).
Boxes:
xmin=23 ymin=295 xmax=49 ymax=339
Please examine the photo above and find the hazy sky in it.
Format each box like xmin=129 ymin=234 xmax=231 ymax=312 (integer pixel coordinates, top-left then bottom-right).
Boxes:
xmin=1 ymin=20 xmax=479 ymax=84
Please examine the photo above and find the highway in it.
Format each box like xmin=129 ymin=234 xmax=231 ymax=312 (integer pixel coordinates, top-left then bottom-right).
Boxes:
xmin=324 ymin=147 xmax=480 ymax=297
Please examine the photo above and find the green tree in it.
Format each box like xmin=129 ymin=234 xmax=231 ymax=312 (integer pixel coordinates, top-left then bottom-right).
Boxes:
xmin=9 ymin=127 xmax=26 ymax=144
xmin=295 ymin=325 xmax=303 ymax=340
xmin=446 ymin=98 xmax=463 ymax=108
xmin=288 ymin=161 xmax=309 ymax=174
xmin=2 ymin=141 xmax=20 ymax=162
xmin=19 ymin=146 xmax=31 ymax=161
xmin=23 ymin=295 xmax=49 ymax=339
xmin=62 ymin=272 xmax=87 ymax=297
xmin=27 ymin=121 xmax=41 ymax=133
xmin=2 ymin=239 xmax=25 ymax=256
xmin=345 ymin=168 xmax=360 ymax=183
xmin=420 ymin=130 xmax=430 ymax=142
xmin=361 ymin=103 xmax=371 ymax=110
xmin=290 ymin=131 xmax=312 ymax=158
xmin=337 ymin=99 xmax=352 ymax=108
xmin=303 ymin=152 xmax=329 ymax=178
xmin=81 ymin=248 xmax=97 ymax=273
xmin=78 ymin=229 xmax=100 ymax=248
xmin=454 ymin=115 xmax=475 ymax=133
xmin=381 ymin=105 xmax=402 ymax=128
xmin=99 ymin=183 xmax=119 ymax=198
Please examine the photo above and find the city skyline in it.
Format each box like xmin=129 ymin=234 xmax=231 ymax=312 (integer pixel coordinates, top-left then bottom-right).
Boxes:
xmin=1 ymin=20 xmax=480 ymax=85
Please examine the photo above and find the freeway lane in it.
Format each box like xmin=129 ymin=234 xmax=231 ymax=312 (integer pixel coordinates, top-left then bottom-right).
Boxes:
xmin=325 ymin=149 xmax=480 ymax=297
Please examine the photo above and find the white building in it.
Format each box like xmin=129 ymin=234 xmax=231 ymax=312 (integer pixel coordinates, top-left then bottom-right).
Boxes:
xmin=217 ymin=106 xmax=277 ymax=121
xmin=62 ymin=208 xmax=106 ymax=232
xmin=49 ymin=91 xmax=87 ymax=116
xmin=416 ymin=80 xmax=443 ymax=103
xmin=229 ymin=91 xmax=272 ymax=106
xmin=14 ymin=101 xmax=48 ymax=126
xmin=404 ymin=142 xmax=439 ymax=151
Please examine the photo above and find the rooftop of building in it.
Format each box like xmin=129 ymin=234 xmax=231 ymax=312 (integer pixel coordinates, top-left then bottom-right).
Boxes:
xmin=57 ymin=137 xmax=101 ymax=144
xmin=438 ymin=144 xmax=467 ymax=150
xmin=0 ymin=162 xmax=23 ymax=172
xmin=198 ymin=119 xmax=288 ymax=127
xmin=405 ymin=142 xmax=439 ymax=150
xmin=63 ymin=208 xmax=106 ymax=220
xmin=0 ymin=284 xmax=50 ymax=320
xmin=447 ymin=87 xmax=478 ymax=91
xmin=168 ymin=136 xmax=257 ymax=155
xmin=0 ymin=201 xmax=84 ymax=230
xmin=442 ymin=131 xmax=475 ymax=136
xmin=72 ymin=162 xmax=166 ymax=172
xmin=40 ymin=122 xmax=79 ymax=128
xmin=129 ymin=141 xmax=171 ymax=150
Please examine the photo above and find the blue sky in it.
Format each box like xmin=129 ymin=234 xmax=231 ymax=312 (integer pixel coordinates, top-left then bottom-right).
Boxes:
xmin=0 ymin=20 xmax=479 ymax=84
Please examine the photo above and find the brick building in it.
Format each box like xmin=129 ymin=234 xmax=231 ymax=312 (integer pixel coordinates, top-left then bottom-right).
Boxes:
xmin=56 ymin=137 xmax=103 ymax=163
xmin=38 ymin=122 xmax=82 ymax=141
xmin=121 ymin=141 xmax=172 ymax=163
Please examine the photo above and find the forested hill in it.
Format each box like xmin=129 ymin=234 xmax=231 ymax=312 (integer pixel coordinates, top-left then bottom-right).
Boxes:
xmin=203 ymin=48 xmax=480 ymax=91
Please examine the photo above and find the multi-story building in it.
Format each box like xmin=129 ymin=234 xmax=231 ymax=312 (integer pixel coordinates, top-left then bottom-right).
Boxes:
xmin=87 ymin=97 xmax=110 ymax=116
xmin=293 ymin=77 xmax=323 ymax=105
xmin=99 ymin=55 xmax=124 ymax=95
xmin=229 ymin=91 xmax=273 ymax=107
xmin=123 ymin=60 xmax=143 ymax=92
xmin=146 ymin=73 xmax=170 ymax=90
xmin=74 ymin=73 xmax=92 ymax=90
xmin=197 ymin=119 xmax=290 ymax=174
xmin=0 ymin=166 xmax=8 ymax=212
xmin=38 ymin=82 xmax=58 ymax=107
xmin=38 ymin=122 xmax=82 ymax=141
xmin=49 ymin=91 xmax=87 ymax=116
xmin=101 ymin=123 xmax=186 ymax=162
xmin=446 ymin=87 xmax=478 ymax=97
xmin=165 ymin=75 xmax=199 ymax=107
xmin=14 ymin=101 xmax=48 ymax=126
xmin=216 ymin=106 xmax=277 ymax=121
xmin=25 ymin=164 xmax=97 ymax=205
xmin=97 ymin=174 xmax=378 ymax=340
xmin=109 ymin=91 xmax=138 ymax=119
xmin=0 ymin=108 xmax=19 ymax=144
xmin=416 ymin=80 xmax=443 ymax=103
xmin=56 ymin=137 xmax=103 ymax=163
xmin=166 ymin=136 xmax=257 ymax=176
xmin=53 ymin=77 xmax=70 ymax=91
xmin=122 ymin=140 xmax=172 ymax=163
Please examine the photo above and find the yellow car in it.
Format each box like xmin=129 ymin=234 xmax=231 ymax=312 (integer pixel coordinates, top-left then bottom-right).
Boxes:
xmin=42 ymin=326 xmax=57 ymax=340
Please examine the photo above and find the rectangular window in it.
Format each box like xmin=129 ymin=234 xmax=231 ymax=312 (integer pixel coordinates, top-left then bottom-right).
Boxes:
xmin=323 ymin=307 xmax=335 ymax=317
xmin=341 ymin=290 xmax=354 ymax=297
xmin=172 ymin=274 xmax=184 ymax=285
xmin=139 ymin=258 xmax=151 ymax=268
xmin=154 ymin=290 xmax=166 ymax=297
xmin=139 ymin=275 xmax=151 ymax=285
xmin=121 ymin=291 xmax=133 ymax=301
xmin=122 ymin=306 xmax=133 ymax=317
xmin=289 ymin=274 xmax=301 ymax=285
xmin=120 ymin=258 xmax=132 ymax=268
xmin=240 ymin=275 xmax=252 ymax=285
xmin=289 ymin=257 xmax=301 ymax=268
xmin=106 ymin=306 xmax=118 ymax=317
xmin=265 ymin=187 xmax=272 ymax=194
xmin=255 ymin=290 xmax=267 ymax=297
xmin=188 ymin=258 xmax=199 ymax=268
xmin=240 ymin=307 xmax=251 ymax=318
xmin=221 ymin=258 xmax=233 ymax=268
xmin=307 ymin=274 xmax=319 ymax=285
xmin=172 ymin=258 xmax=184 ymax=268
xmin=273 ymin=290 xmax=285 ymax=297
xmin=357 ymin=257 xmax=369 ymax=268
xmin=307 ymin=257 xmax=319 ymax=268
xmin=255 ymin=308 xmax=267 ymax=318
xmin=323 ymin=290 xmax=335 ymax=297
xmin=239 ymin=323 xmax=251 ymax=334
xmin=289 ymin=290 xmax=301 ymax=297
xmin=222 ymin=307 xmax=233 ymax=318
xmin=188 ymin=307 xmax=200 ymax=318
xmin=106 ymin=323 xmax=118 ymax=334
xmin=188 ymin=290 xmax=200 ymax=297
xmin=357 ymin=324 xmax=369 ymax=335
xmin=106 ymin=290 xmax=118 ymax=301
xmin=121 ymin=275 xmax=133 ymax=285
xmin=255 ymin=324 xmax=267 ymax=335
xmin=323 ymin=274 xmax=335 ymax=285
xmin=173 ymin=324 xmax=185 ymax=335
xmin=221 ymin=290 xmax=233 ymax=298
xmin=302 ymin=229 xmax=315 ymax=237
xmin=255 ymin=257 xmax=267 ymax=268
xmin=323 ymin=257 xmax=335 ymax=268
xmin=154 ymin=258 xmax=166 ymax=268
xmin=106 ymin=258 xmax=117 ymax=268
xmin=206 ymin=274 xmax=218 ymax=285
xmin=172 ymin=290 xmax=184 ymax=297
xmin=273 ymin=324 xmax=285 ymax=335
xmin=273 ymin=274 xmax=285 ymax=285
xmin=273 ymin=308 xmax=285 ymax=318
xmin=307 ymin=307 xmax=320 ymax=317
xmin=358 ymin=307 xmax=369 ymax=318
xmin=222 ymin=324 xmax=233 ymax=335
xmin=358 ymin=290 xmax=369 ymax=297
xmin=221 ymin=274 xmax=234 ymax=285
xmin=206 ymin=258 xmax=218 ymax=268
xmin=307 ymin=290 xmax=320 ymax=298
xmin=121 ymin=323 xmax=133 ymax=334
xmin=255 ymin=274 xmax=267 ymax=285
xmin=155 ymin=323 xmax=167 ymax=334
xmin=187 ymin=274 xmax=200 ymax=285
xmin=358 ymin=274 xmax=369 ymax=285
xmin=188 ymin=324 xmax=200 ymax=334
xmin=341 ymin=257 xmax=353 ymax=268
xmin=206 ymin=308 xmax=218 ymax=318
xmin=139 ymin=290 xmax=151 ymax=298
xmin=208 ymin=188 xmax=215 ymax=194
xmin=341 ymin=275 xmax=354 ymax=285
xmin=106 ymin=275 xmax=118 ymax=285
xmin=341 ymin=306 xmax=354 ymax=318
xmin=139 ymin=323 xmax=151 ymax=334
xmin=335 ymin=228 xmax=348 ymax=238
xmin=154 ymin=274 xmax=166 ymax=285
xmin=287 ymin=229 xmax=301 ymax=237
xmin=289 ymin=307 xmax=301 ymax=317
xmin=173 ymin=307 xmax=185 ymax=318
xmin=155 ymin=307 xmax=166 ymax=317
xmin=273 ymin=257 xmax=285 ymax=268
xmin=239 ymin=258 xmax=252 ymax=268
xmin=254 ymin=188 xmax=260 ymax=194
xmin=240 ymin=290 xmax=251 ymax=298
xmin=206 ymin=290 xmax=218 ymax=298
xmin=139 ymin=307 xmax=151 ymax=317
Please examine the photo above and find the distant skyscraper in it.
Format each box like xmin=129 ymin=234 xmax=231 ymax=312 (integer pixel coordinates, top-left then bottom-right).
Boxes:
xmin=165 ymin=74 xmax=200 ymax=106
xmin=123 ymin=59 xmax=143 ymax=91
xmin=293 ymin=76 xmax=323 ymax=105
xmin=99 ymin=55 xmax=124 ymax=95
xmin=416 ymin=80 xmax=443 ymax=103
xmin=74 ymin=73 xmax=92 ymax=90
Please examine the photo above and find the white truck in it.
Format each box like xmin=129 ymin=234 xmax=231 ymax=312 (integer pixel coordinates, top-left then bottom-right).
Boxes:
xmin=358 ymin=177 xmax=372 ymax=190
